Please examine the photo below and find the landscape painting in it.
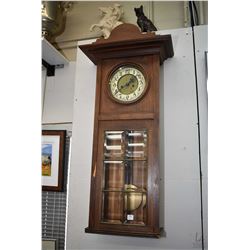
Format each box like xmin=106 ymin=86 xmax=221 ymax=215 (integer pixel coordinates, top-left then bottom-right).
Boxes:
xmin=42 ymin=143 xmax=52 ymax=176
xmin=42 ymin=130 xmax=65 ymax=191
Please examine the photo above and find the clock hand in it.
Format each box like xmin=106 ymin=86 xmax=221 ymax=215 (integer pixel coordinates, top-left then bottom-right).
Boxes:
xmin=127 ymin=77 xmax=135 ymax=86
xmin=118 ymin=77 xmax=136 ymax=90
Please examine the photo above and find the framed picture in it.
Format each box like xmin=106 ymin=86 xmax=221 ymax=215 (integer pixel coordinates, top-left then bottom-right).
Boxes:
xmin=42 ymin=130 xmax=66 ymax=191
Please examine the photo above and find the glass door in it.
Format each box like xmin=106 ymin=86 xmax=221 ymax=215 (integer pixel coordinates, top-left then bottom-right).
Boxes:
xmin=101 ymin=130 xmax=148 ymax=225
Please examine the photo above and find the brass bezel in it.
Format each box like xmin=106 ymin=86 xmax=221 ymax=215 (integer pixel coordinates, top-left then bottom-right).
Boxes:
xmin=107 ymin=63 xmax=149 ymax=105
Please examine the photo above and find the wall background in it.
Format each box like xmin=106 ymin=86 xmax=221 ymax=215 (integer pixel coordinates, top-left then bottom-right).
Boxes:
xmin=64 ymin=25 xmax=208 ymax=250
xmin=42 ymin=60 xmax=76 ymax=249
xmin=54 ymin=1 xmax=208 ymax=61
xmin=42 ymin=62 xmax=76 ymax=124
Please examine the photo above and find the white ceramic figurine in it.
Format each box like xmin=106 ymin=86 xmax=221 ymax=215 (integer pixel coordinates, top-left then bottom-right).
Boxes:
xmin=90 ymin=4 xmax=123 ymax=39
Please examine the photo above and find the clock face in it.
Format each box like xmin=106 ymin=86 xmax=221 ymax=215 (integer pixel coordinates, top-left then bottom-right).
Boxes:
xmin=108 ymin=66 xmax=147 ymax=103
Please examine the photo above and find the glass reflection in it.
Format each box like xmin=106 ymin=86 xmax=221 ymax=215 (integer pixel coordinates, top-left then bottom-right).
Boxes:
xmin=102 ymin=129 xmax=148 ymax=225
xmin=103 ymin=161 xmax=124 ymax=190
xmin=104 ymin=131 xmax=124 ymax=159
xmin=102 ymin=191 xmax=123 ymax=224
xmin=126 ymin=130 xmax=147 ymax=159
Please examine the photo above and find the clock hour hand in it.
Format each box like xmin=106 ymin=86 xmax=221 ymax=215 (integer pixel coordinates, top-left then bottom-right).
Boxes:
xmin=119 ymin=77 xmax=136 ymax=90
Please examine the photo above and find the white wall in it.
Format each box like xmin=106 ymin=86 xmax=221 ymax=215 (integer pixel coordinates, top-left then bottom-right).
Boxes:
xmin=42 ymin=67 xmax=47 ymax=112
xmin=66 ymin=26 xmax=207 ymax=250
xmin=193 ymin=25 xmax=208 ymax=250
xmin=42 ymin=62 xmax=76 ymax=124
xmin=158 ymin=27 xmax=203 ymax=249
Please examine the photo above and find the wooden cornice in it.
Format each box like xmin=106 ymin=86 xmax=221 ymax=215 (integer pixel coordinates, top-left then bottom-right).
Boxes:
xmin=79 ymin=23 xmax=174 ymax=65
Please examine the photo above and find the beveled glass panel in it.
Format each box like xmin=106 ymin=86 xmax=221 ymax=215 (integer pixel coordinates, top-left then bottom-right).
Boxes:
xmin=103 ymin=161 xmax=124 ymax=190
xmin=125 ymin=130 xmax=147 ymax=159
xmin=131 ymin=160 xmax=147 ymax=190
xmin=104 ymin=131 xmax=124 ymax=159
xmin=101 ymin=191 xmax=124 ymax=224
xmin=101 ymin=129 xmax=148 ymax=226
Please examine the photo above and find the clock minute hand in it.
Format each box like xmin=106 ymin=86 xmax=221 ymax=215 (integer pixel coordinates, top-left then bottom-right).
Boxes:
xmin=128 ymin=77 xmax=135 ymax=85
xmin=124 ymin=77 xmax=135 ymax=88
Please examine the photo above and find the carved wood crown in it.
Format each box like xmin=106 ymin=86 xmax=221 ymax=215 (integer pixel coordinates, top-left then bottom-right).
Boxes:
xmin=79 ymin=23 xmax=174 ymax=65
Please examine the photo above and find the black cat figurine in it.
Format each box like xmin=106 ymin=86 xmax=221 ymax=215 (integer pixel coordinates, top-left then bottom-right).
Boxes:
xmin=134 ymin=5 xmax=157 ymax=32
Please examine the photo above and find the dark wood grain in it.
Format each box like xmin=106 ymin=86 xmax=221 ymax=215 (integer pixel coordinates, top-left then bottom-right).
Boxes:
xmin=80 ymin=23 xmax=173 ymax=238
xmin=94 ymin=23 xmax=155 ymax=44
xmin=79 ymin=23 xmax=174 ymax=65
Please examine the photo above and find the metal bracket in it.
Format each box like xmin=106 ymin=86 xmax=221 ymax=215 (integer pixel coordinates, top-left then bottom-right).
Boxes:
xmin=42 ymin=59 xmax=55 ymax=77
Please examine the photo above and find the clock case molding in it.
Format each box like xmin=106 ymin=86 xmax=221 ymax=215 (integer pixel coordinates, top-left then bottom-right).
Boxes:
xmin=79 ymin=23 xmax=174 ymax=238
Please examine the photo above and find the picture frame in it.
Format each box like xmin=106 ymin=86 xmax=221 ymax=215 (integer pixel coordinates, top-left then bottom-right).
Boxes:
xmin=42 ymin=130 xmax=66 ymax=192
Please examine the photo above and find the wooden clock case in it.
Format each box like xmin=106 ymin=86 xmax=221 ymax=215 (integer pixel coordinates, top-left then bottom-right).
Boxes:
xmin=79 ymin=23 xmax=173 ymax=238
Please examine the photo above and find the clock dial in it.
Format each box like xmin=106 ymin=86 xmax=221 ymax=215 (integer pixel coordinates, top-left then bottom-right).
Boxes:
xmin=109 ymin=66 xmax=147 ymax=103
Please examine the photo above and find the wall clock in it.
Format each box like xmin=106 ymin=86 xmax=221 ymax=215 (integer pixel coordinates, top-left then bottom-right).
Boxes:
xmin=79 ymin=23 xmax=173 ymax=238
xmin=108 ymin=64 xmax=147 ymax=104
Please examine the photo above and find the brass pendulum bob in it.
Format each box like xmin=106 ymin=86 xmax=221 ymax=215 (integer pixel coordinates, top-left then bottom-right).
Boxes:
xmin=124 ymin=184 xmax=147 ymax=211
